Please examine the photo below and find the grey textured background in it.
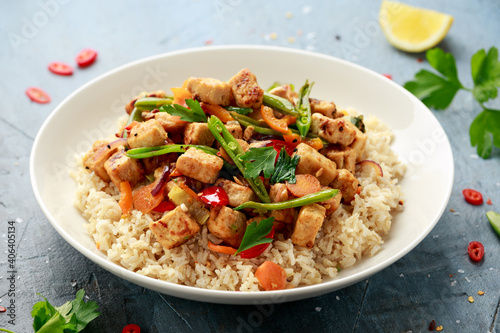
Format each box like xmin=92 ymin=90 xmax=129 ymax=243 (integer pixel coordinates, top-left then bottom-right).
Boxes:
xmin=1 ymin=1 xmax=499 ymax=332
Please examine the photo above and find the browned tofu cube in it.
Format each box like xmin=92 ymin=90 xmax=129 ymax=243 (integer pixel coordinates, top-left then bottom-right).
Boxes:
xmin=269 ymin=84 xmax=296 ymax=104
xmin=207 ymin=206 xmax=247 ymax=247
xmin=330 ymin=169 xmax=359 ymax=202
xmin=349 ymin=127 xmax=367 ymax=162
xmin=215 ymin=179 xmax=257 ymax=207
xmin=176 ymin=147 xmax=223 ymax=184
xmin=83 ymin=140 xmax=123 ymax=182
xmin=310 ymin=98 xmax=338 ymax=118
xmin=269 ymin=183 xmax=296 ymax=223
xmin=228 ymin=68 xmax=264 ymax=108
xmin=183 ymin=122 xmax=215 ymax=146
xmin=319 ymin=186 xmax=342 ymax=215
xmin=291 ymin=204 xmax=326 ymax=248
xmin=225 ymin=122 xmax=243 ymax=139
xmin=149 ymin=206 xmax=200 ymax=249
xmin=127 ymin=119 xmax=168 ymax=149
xmin=104 ymin=149 xmax=143 ymax=188
xmin=293 ymin=143 xmax=338 ymax=186
xmin=311 ymin=113 xmax=357 ymax=146
xmin=321 ymin=146 xmax=357 ymax=174
xmin=154 ymin=112 xmax=188 ymax=133
xmin=185 ymin=77 xmax=232 ymax=106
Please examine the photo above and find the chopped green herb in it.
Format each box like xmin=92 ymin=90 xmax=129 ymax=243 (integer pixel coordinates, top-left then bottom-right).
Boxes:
xmin=270 ymin=147 xmax=299 ymax=184
xmin=160 ymin=99 xmax=207 ymax=123
xmin=240 ymin=146 xmax=277 ymax=179
xmin=347 ymin=115 xmax=365 ymax=133
xmin=404 ymin=47 xmax=500 ymax=158
xmin=32 ymin=289 xmax=100 ymax=333
xmin=235 ymin=217 xmax=274 ymax=255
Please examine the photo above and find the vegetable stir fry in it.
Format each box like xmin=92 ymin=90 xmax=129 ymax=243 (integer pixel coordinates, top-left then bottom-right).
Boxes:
xmin=82 ymin=68 xmax=368 ymax=263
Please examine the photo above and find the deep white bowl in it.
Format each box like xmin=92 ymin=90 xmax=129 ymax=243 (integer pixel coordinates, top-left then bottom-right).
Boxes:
xmin=30 ymin=45 xmax=454 ymax=304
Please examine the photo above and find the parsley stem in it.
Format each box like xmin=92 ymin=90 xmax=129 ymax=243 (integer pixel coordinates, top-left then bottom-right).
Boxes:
xmin=234 ymin=189 xmax=340 ymax=212
xmin=208 ymin=116 xmax=271 ymax=203
xmin=126 ymin=144 xmax=218 ymax=159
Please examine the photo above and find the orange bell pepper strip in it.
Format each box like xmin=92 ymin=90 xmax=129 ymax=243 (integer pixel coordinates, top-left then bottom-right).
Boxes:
xmin=171 ymin=87 xmax=192 ymax=107
xmin=132 ymin=182 xmax=164 ymax=214
xmin=207 ymin=241 xmax=237 ymax=255
xmin=261 ymin=105 xmax=292 ymax=134
xmin=201 ymin=102 xmax=234 ymax=123
xmin=119 ymin=181 xmax=133 ymax=217
xmin=283 ymin=133 xmax=323 ymax=150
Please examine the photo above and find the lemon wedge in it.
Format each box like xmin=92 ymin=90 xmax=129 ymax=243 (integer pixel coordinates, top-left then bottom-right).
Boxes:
xmin=379 ymin=0 xmax=453 ymax=53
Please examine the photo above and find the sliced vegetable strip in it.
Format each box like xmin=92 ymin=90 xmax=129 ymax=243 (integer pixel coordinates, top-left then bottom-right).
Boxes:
xmin=134 ymin=97 xmax=172 ymax=111
xmin=261 ymin=105 xmax=292 ymax=134
xmin=224 ymin=106 xmax=253 ymax=115
xmin=207 ymin=116 xmax=270 ymax=203
xmin=201 ymin=102 xmax=234 ymax=122
xmin=119 ymin=181 xmax=133 ymax=216
xmin=263 ymin=92 xmax=298 ymax=116
xmin=234 ymin=189 xmax=339 ymax=212
xmin=207 ymin=241 xmax=237 ymax=255
xmin=126 ymin=144 xmax=218 ymax=159
xmin=296 ymin=80 xmax=314 ymax=138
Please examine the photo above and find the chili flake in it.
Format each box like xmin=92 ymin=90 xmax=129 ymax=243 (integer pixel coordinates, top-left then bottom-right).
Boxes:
xmin=478 ymin=290 xmax=485 ymax=295
xmin=0 ymin=306 xmax=6 ymax=312
xmin=428 ymin=319 xmax=436 ymax=330
xmin=468 ymin=296 xmax=474 ymax=303
xmin=487 ymin=198 xmax=492 ymax=205
xmin=436 ymin=326 xmax=443 ymax=331
xmin=449 ymin=208 xmax=455 ymax=212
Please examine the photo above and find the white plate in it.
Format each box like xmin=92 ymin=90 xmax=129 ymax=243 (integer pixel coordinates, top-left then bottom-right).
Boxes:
xmin=30 ymin=45 xmax=454 ymax=304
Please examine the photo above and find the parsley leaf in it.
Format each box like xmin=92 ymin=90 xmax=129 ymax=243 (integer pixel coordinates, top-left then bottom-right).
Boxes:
xmin=469 ymin=108 xmax=500 ymax=158
xmin=240 ymin=146 xmax=277 ymax=179
xmin=32 ymin=289 xmax=100 ymax=333
xmin=160 ymin=99 xmax=207 ymax=123
xmin=235 ymin=216 xmax=274 ymax=255
xmin=404 ymin=48 xmax=463 ymax=109
xmin=471 ymin=47 xmax=500 ymax=103
xmin=270 ymin=147 xmax=299 ymax=184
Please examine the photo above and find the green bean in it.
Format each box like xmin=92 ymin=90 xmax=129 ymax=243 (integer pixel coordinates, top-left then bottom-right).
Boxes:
xmin=122 ymin=107 xmax=143 ymax=138
xmin=296 ymin=80 xmax=314 ymax=138
xmin=234 ymin=189 xmax=339 ymax=212
xmin=126 ymin=144 xmax=218 ymax=159
xmin=134 ymin=97 xmax=173 ymax=111
xmin=263 ymin=92 xmax=298 ymax=117
xmin=223 ymin=106 xmax=253 ymax=115
xmin=207 ymin=116 xmax=270 ymax=203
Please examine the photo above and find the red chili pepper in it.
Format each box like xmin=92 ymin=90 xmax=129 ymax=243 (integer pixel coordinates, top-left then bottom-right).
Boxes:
xmin=76 ymin=49 xmax=98 ymax=67
xmin=467 ymin=241 xmax=484 ymax=262
xmin=48 ymin=62 xmax=73 ymax=76
xmin=0 ymin=306 xmax=6 ymax=312
xmin=428 ymin=319 xmax=436 ymax=331
xmin=26 ymin=87 xmax=51 ymax=104
xmin=462 ymin=189 xmax=483 ymax=205
xmin=153 ymin=201 xmax=175 ymax=212
xmin=122 ymin=324 xmax=141 ymax=333
xmin=199 ymin=186 xmax=229 ymax=206
xmin=239 ymin=226 xmax=275 ymax=259
xmin=266 ymin=140 xmax=295 ymax=159
xmin=382 ymin=74 xmax=393 ymax=80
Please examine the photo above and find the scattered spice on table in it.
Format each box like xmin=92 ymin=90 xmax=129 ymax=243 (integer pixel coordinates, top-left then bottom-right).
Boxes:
xmin=417 ymin=57 xmax=423 ymax=63
xmin=288 ymin=37 xmax=295 ymax=43
xmin=285 ymin=11 xmax=293 ymax=18
xmin=478 ymin=290 xmax=485 ymax=295
xmin=436 ymin=325 xmax=443 ymax=331
xmin=382 ymin=74 xmax=393 ymax=80
xmin=468 ymin=296 xmax=475 ymax=303
xmin=270 ymin=32 xmax=277 ymax=40
xmin=449 ymin=208 xmax=455 ymax=212
xmin=204 ymin=39 xmax=213 ymax=45
xmin=486 ymin=198 xmax=492 ymax=205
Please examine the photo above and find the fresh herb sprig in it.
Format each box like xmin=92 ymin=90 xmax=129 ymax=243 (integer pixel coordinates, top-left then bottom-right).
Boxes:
xmin=160 ymin=99 xmax=207 ymax=123
xmin=270 ymin=148 xmax=300 ymax=184
xmin=235 ymin=216 xmax=274 ymax=255
xmin=240 ymin=147 xmax=277 ymax=179
xmin=31 ymin=289 xmax=100 ymax=333
xmin=404 ymin=47 xmax=500 ymax=158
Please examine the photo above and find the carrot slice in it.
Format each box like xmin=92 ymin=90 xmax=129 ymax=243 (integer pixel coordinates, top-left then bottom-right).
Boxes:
xmin=207 ymin=241 xmax=237 ymax=255
xmin=201 ymin=102 xmax=234 ymax=123
xmin=286 ymin=174 xmax=321 ymax=197
xmin=132 ymin=182 xmax=164 ymax=214
xmin=171 ymin=87 xmax=192 ymax=107
xmin=255 ymin=261 xmax=287 ymax=291
xmin=119 ymin=181 xmax=133 ymax=217
xmin=261 ymin=105 xmax=291 ymax=134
